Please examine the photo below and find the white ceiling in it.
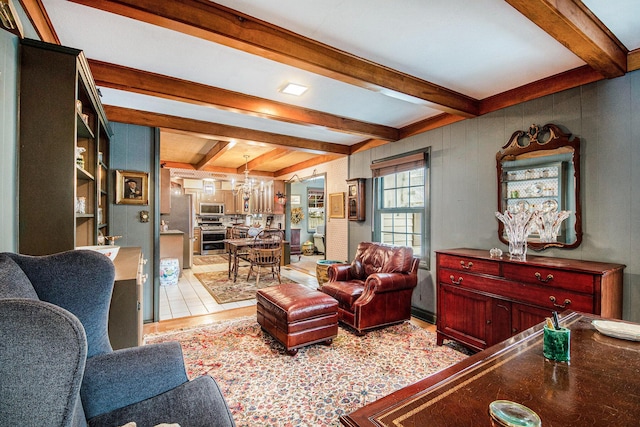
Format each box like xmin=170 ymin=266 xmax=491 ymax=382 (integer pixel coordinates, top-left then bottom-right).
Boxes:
xmin=38 ymin=0 xmax=640 ymax=175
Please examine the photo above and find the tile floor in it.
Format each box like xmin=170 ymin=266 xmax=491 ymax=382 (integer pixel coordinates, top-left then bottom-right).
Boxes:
xmin=159 ymin=255 xmax=324 ymax=321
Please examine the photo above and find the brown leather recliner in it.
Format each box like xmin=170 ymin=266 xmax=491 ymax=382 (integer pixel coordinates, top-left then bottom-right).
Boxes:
xmin=320 ymin=242 xmax=419 ymax=335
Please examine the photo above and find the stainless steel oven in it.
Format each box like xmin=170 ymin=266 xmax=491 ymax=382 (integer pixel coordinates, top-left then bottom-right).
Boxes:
xmin=200 ymin=227 xmax=226 ymax=254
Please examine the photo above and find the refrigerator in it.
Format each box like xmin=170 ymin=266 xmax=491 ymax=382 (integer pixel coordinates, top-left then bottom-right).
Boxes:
xmin=166 ymin=193 xmax=195 ymax=269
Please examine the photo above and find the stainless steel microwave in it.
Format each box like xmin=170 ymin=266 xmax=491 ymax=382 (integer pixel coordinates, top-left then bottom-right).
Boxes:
xmin=200 ymin=202 xmax=224 ymax=215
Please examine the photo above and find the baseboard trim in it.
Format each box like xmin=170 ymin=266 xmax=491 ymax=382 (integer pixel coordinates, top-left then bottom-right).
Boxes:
xmin=411 ymin=306 xmax=436 ymax=324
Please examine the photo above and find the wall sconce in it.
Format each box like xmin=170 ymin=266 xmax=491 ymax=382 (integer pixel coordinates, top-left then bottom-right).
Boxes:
xmin=276 ymin=191 xmax=287 ymax=205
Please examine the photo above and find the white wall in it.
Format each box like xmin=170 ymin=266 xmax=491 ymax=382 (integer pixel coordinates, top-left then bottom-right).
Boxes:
xmin=350 ymin=70 xmax=640 ymax=323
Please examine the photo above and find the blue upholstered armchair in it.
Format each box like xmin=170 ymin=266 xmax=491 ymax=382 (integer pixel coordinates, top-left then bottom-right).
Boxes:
xmin=0 ymin=250 xmax=235 ymax=427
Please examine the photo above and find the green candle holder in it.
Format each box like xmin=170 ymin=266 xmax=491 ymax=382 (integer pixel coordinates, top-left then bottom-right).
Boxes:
xmin=543 ymin=325 xmax=570 ymax=362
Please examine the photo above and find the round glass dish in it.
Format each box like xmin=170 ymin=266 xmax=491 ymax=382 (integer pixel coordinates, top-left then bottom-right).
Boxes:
xmin=489 ymin=400 xmax=541 ymax=427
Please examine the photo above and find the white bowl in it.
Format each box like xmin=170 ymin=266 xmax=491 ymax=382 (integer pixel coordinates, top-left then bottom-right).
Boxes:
xmin=77 ymin=245 xmax=120 ymax=261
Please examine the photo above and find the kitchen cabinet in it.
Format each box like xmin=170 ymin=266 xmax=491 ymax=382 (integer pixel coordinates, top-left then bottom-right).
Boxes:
xmin=193 ymin=227 xmax=201 ymax=255
xmin=160 ymin=168 xmax=171 ymax=214
xmin=223 ymin=190 xmax=235 ymax=213
xmin=249 ymin=181 xmax=274 ymax=214
xmin=436 ymin=248 xmax=624 ymax=352
xmin=227 ymin=180 xmax=282 ymax=214
xmin=18 ymin=39 xmax=111 ymax=255
xmin=234 ymin=190 xmax=250 ymax=214
xmin=109 ymin=247 xmax=145 ymax=349
xmin=273 ymin=180 xmax=285 ymax=214
xmin=160 ymin=231 xmax=184 ymax=273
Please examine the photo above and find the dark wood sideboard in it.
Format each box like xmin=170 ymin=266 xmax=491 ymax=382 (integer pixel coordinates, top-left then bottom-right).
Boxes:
xmin=340 ymin=311 xmax=640 ymax=426
xmin=435 ymin=248 xmax=625 ymax=352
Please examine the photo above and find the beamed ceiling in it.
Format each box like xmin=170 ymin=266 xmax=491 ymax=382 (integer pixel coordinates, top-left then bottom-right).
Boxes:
xmin=18 ymin=0 xmax=640 ymax=180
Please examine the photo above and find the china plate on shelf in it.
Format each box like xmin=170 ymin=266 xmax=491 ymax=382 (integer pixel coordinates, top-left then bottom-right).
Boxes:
xmin=592 ymin=320 xmax=640 ymax=341
xmin=527 ymin=182 xmax=544 ymax=197
xmin=542 ymin=199 xmax=558 ymax=212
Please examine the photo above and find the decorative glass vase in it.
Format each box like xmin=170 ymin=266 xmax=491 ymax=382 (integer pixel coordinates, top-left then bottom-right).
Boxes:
xmin=508 ymin=238 xmax=528 ymax=261
xmin=533 ymin=210 xmax=571 ymax=243
xmin=496 ymin=210 xmax=535 ymax=261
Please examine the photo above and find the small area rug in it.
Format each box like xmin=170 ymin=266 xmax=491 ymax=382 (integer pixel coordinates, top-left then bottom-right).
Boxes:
xmin=194 ymin=270 xmax=298 ymax=304
xmin=193 ymin=254 xmax=228 ymax=265
xmin=145 ymin=317 xmax=469 ymax=426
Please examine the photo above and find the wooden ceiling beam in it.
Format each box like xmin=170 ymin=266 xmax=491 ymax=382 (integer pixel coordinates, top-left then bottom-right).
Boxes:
xmin=19 ymin=0 xmax=60 ymax=43
xmin=506 ymin=0 xmax=627 ymax=78
xmin=628 ymin=49 xmax=640 ymax=72
xmin=104 ymin=105 xmax=352 ymax=155
xmin=480 ymin=65 xmax=603 ymax=115
xmin=399 ymin=114 xmax=466 ymax=140
xmin=275 ymin=154 xmax=343 ymax=177
xmin=89 ymin=60 xmax=399 ymax=141
xmin=351 ymin=64 xmax=607 ymax=154
xmin=246 ymin=148 xmax=291 ymax=172
xmin=70 ymin=0 xmax=479 ymax=117
xmin=161 ymin=160 xmax=258 ymax=176
xmin=195 ymin=140 xmax=230 ymax=170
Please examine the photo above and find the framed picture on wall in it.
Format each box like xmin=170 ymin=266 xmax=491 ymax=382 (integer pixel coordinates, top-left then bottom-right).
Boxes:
xmin=115 ymin=170 xmax=149 ymax=205
xmin=290 ymin=194 xmax=301 ymax=205
xmin=329 ymin=192 xmax=345 ymax=218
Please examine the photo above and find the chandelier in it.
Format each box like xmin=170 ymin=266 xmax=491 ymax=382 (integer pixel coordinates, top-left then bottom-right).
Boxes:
xmin=233 ymin=155 xmax=253 ymax=201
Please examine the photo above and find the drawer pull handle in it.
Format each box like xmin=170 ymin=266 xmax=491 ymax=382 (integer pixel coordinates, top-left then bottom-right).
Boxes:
xmin=535 ymin=272 xmax=554 ymax=283
xmin=460 ymin=261 xmax=473 ymax=269
xmin=449 ymin=275 xmax=463 ymax=285
xmin=549 ymin=296 xmax=571 ymax=308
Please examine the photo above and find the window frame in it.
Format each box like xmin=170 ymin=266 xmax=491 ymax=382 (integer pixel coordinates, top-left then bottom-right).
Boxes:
xmin=306 ymin=187 xmax=325 ymax=233
xmin=371 ymin=148 xmax=430 ymax=269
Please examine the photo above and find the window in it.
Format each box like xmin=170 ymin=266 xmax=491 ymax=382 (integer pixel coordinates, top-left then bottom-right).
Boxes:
xmin=371 ymin=149 xmax=430 ymax=268
xmin=307 ymin=187 xmax=324 ymax=232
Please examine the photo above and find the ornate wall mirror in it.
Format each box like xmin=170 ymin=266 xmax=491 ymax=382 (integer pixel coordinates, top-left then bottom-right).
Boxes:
xmin=496 ymin=123 xmax=582 ymax=251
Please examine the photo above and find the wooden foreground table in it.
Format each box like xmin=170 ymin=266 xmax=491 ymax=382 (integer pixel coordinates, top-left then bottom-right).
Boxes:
xmin=341 ymin=311 xmax=640 ymax=426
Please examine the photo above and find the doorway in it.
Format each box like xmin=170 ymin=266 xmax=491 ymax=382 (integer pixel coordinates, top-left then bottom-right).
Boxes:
xmin=287 ymin=174 xmax=326 ymax=276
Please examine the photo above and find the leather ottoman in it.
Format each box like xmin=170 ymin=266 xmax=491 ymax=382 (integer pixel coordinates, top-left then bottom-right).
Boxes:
xmin=256 ymin=283 xmax=338 ymax=355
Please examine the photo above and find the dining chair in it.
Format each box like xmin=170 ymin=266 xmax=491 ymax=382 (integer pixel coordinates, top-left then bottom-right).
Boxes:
xmin=230 ymin=225 xmax=251 ymax=274
xmin=247 ymin=229 xmax=284 ymax=285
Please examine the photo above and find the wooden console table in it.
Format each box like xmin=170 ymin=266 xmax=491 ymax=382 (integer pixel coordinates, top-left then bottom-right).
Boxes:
xmin=109 ymin=247 xmax=144 ymax=349
xmin=341 ymin=312 xmax=640 ymax=426
xmin=436 ymin=248 xmax=624 ymax=351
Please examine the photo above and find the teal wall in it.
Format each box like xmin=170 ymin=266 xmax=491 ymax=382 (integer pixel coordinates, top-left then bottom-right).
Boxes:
xmin=109 ymin=122 xmax=159 ymax=322
xmin=350 ymin=70 xmax=640 ymax=323
xmin=0 ymin=30 xmax=19 ymax=252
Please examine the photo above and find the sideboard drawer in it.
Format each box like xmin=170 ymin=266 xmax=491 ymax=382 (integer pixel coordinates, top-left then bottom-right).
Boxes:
xmin=502 ymin=263 xmax=594 ymax=294
xmin=506 ymin=284 xmax=593 ymax=313
xmin=438 ymin=268 xmax=502 ymax=292
xmin=438 ymin=254 xmax=500 ymax=276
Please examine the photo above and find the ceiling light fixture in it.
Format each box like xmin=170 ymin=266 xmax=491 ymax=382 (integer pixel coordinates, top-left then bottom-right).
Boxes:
xmin=280 ymin=82 xmax=308 ymax=96
xmin=232 ymin=155 xmax=253 ymax=202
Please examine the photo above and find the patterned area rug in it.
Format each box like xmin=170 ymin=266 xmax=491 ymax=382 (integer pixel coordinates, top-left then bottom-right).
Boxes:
xmin=193 ymin=254 xmax=228 ymax=265
xmin=145 ymin=317 xmax=469 ymax=426
xmin=194 ymin=270 xmax=297 ymax=304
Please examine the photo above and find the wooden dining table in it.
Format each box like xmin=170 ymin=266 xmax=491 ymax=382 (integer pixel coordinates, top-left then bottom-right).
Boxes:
xmin=223 ymin=238 xmax=258 ymax=282
xmin=223 ymin=237 xmax=288 ymax=281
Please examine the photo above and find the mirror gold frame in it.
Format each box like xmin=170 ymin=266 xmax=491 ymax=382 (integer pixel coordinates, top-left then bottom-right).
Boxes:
xmin=496 ymin=124 xmax=582 ymax=251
